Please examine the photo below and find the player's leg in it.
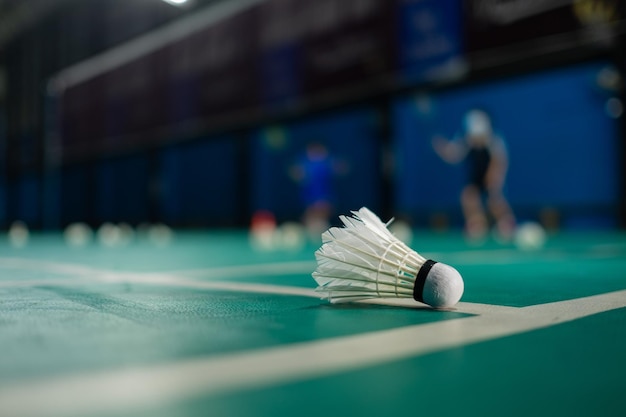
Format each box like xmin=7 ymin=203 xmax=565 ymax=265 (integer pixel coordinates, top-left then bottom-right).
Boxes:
xmin=487 ymin=189 xmax=515 ymax=240
xmin=303 ymin=200 xmax=332 ymax=241
xmin=461 ymin=184 xmax=487 ymax=239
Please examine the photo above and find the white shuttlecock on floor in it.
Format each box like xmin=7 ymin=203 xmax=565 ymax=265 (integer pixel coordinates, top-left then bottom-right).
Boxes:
xmin=313 ymin=207 xmax=464 ymax=308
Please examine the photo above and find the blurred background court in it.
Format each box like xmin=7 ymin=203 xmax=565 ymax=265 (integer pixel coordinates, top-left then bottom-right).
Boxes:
xmin=0 ymin=1 xmax=625 ymax=416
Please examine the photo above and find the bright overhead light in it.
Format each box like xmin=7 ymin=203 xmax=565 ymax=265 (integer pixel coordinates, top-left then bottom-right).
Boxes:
xmin=162 ymin=0 xmax=189 ymax=6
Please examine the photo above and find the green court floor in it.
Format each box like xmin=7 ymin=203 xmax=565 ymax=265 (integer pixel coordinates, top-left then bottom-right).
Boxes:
xmin=1 ymin=229 xmax=625 ymax=417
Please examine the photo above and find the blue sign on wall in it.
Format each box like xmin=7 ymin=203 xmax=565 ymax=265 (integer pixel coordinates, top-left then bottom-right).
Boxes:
xmin=395 ymin=0 xmax=466 ymax=83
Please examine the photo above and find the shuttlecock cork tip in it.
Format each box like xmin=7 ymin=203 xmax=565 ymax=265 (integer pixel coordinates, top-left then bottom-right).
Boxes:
xmin=419 ymin=262 xmax=464 ymax=308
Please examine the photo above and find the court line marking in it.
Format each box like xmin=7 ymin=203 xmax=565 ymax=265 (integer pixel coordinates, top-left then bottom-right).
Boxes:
xmin=0 ymin=273 xmax=511 ymax=316
xmin=1 ymin=289 xmax=624 ymax=417
xmin=167 ymin=260 xmax=316 ymax=278
xmin=0 ymin=240 xmax=616 ymax=282
xmin=0 ymin=256 xmax=518 ymax=316
xmin=0 ymin=257 xmax=319 ymax=298
xmin=0 ymin=257 xmax=315 ymax=279
xmin=0 ymin=257 xmax=107 ymax=276
xmin=1 ymin=240 xmax=622 ymax=281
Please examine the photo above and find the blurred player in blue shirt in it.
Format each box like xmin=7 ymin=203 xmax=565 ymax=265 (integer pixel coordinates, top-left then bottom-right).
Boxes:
xmin=290 ymin=142 xmax=346 ymax=239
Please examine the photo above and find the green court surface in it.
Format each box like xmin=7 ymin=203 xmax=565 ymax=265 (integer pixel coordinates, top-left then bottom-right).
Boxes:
xmin=1 ymin=230 xmax=625 ymax=417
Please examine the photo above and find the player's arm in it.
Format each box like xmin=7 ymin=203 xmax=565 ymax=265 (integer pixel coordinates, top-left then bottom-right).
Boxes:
xmin=432 ymin=134 xmax=468 ymax=164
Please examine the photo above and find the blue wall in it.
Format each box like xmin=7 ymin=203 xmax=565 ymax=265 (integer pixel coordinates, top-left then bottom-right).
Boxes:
xmin=159 ymin=136 xmax=241 ymax=227
xmin=17 ymin=61 xmax=623 ymax=230
xmin=16 ymin=175 xmax=41 ymax=227
xmin=95 ymin=154 xmax=150 ymax=224
xmin=394 ymin=61 xmax=621 ymax=228
xmin=60 ymin=164 xmax=91 ymax=225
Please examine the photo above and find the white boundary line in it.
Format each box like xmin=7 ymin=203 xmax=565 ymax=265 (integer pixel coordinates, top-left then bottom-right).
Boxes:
xmin=1 ymin=241 xmax=623 ymax=280
xmin=0 ymin=273 xmax=508 ymax=316
xmin=0 ymin=257 xmax=316 ymax=279
xmin=171 ymin=260 xmax=317 ymax=278
xmin=1 ymin=289 xmax=625 ymax=417
xmin=0 ymin=255 xmax=515 ymax=315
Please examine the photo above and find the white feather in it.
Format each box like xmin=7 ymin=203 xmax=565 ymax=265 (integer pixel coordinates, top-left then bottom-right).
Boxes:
xmin=313 ymin=207 xmax=426 ymax=303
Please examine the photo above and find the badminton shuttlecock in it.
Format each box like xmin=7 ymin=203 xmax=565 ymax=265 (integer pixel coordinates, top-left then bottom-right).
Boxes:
xmin=313 ymin=207 xmax=464 ymax=308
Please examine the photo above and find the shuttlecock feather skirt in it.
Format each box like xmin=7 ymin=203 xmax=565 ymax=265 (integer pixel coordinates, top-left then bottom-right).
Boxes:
xmin=312 ymin=208 xmax=436 ymax=303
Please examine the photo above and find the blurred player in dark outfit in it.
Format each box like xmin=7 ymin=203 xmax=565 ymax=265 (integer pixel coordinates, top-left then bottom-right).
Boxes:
xmin=432 ymin=109 xmax=515 ymax=240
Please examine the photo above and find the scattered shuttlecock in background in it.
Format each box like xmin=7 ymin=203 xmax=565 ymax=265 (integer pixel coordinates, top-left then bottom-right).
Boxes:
xmin=388 ymin=218 xmax=413 ymax=245
xmin=514 ymin=222 xmax=547 ymax=251
xmin=8 ymin=221 xmax=29 ymax=248
xmin=64 ymin=222 xmax=94 ymax=247
xmin=97 ymin=222 xmax=121 ymax=247
xmin=276 ymin=221 xmax=307 ymax=251
xmin=312 ymin=207 xmax=464 ymax=309
xmin=146 ymin=223 xmax=173 ymax=247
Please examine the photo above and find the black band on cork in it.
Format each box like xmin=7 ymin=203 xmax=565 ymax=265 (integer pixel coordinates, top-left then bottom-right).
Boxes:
xmin=413 ymin=259 xmax=438 ymax=302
